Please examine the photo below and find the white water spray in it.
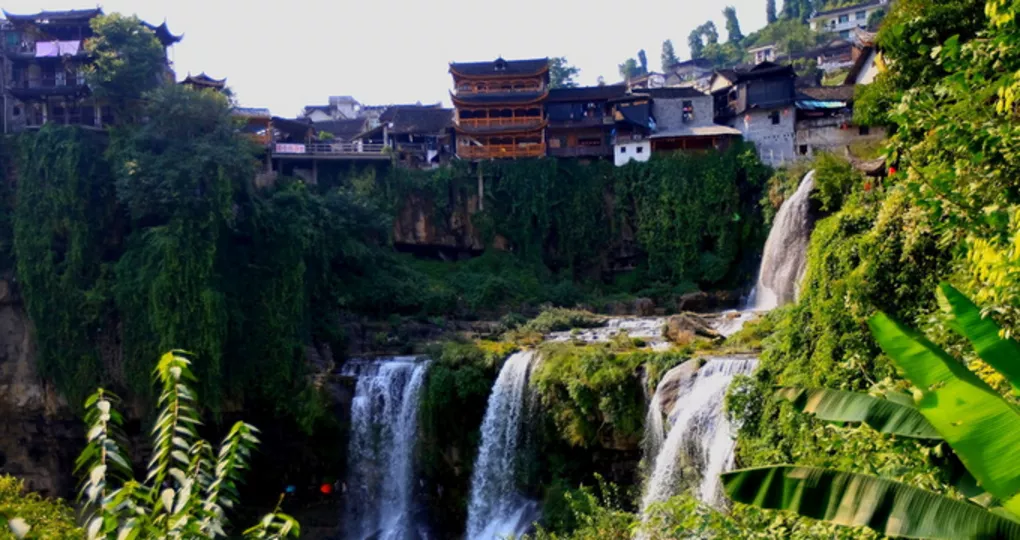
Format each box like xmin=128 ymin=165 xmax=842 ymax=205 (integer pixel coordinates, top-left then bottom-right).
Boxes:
xmin=342 ymin=357 xmax=430 ymax=540
xmin=466 ymin=351 xmax=539 ymax=540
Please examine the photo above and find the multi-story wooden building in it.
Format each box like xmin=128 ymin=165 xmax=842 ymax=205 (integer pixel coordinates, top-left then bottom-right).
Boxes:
xmin=450 ymin=57 xmax=549 ymax=159
xmin=545 ymin=85 xmax=626 ymax=159
xmin=0 ymin=8 xmax=180 ymax=133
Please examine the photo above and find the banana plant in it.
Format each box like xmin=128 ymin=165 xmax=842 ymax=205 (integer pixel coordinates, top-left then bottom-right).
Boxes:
xmin=722 ymin=283 xmax=1020 ymax=538
xmin=75 ymin=351 xmax=300 ymax=540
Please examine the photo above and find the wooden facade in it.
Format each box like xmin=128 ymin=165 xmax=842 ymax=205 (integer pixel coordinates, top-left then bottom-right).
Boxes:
xmin=450 ymin=57 xmax=549 ymax=160
xmin=546 ymin=85 xmax=626 ymax=159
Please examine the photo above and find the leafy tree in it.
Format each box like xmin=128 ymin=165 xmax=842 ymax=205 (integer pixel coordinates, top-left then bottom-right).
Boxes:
xmin=661 ymin=40 xmax=680 ymax=71
xmin=767 ymin=0 xmax=778 ymax=23
xmin=866 ymin=7 xmax=886 ymax=30
xmin=549 ymin=57 xmax=580 ymax=89
xmin=637 ymin=49 xmax=648 ymax=74
xmin=596 ymin=76 xmax=606 ymax=86
xmin=618 ymin=58 xmax=643 ymax=80
xmin=77 ymin=351 xmax=300 ymax=539
xmin=782 ymin=0 xmax=800 ymax=20
xmin=85 ymin=14 xmax=167 ymax=115
xmin=688 ymin=22 xmax=720 ymax=59
xmin=724 ymin=6 xmax=745 ymax=43
xmin=723 ymin=284 xmax=1020 ymax=538
xmin=0 ymin=476 xmax=79 ymax=538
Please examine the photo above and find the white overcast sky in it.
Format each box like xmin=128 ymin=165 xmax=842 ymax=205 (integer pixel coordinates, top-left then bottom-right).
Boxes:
xmin=3 ymin=0 xmax=771 ymax=116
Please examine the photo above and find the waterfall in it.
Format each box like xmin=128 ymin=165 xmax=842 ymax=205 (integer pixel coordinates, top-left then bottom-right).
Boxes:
xmin=466 ymin=351 xmax=539 ymax=540
xmin=640 ymin=356 xmax=758 ymax=510
xmin=342 ymin=357 xmax=430 ymax=540
xmin=749 ymin=170 xmax=816 ymax=310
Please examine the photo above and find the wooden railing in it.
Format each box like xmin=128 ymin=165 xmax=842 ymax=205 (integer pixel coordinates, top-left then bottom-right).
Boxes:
xmin=458 ymin=116 xmax=543 ymax=129
xmin=455 ymin=83 xmax=544 ymax=95
xmin=272 ymin=142 xmax=387 ymax=155
xmin=458 ymin=143 xmax=546 ymax=159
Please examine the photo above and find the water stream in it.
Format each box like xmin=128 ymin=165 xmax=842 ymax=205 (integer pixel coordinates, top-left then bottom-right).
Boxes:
xmin=748 ymin=170 xmax=816 ymax=310
xmin=466 ymin=351 xmax=539 ymax=540
xmin=342 ymin=357 xmax=430 ymax=540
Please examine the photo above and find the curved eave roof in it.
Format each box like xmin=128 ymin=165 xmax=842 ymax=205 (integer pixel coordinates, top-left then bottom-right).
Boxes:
xmin=450 ymin=90 xmax=548 ymax=107
xmin=450 ymin=66 xmax=549 ymax=80
xmin=454 ymin=120 xmax=547 ymax=135
xmin=143 ymin=21 xmax=183 ymax=46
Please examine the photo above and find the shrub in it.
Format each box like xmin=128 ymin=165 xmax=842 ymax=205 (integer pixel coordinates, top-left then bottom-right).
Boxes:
xmin=0 ymin=476 xmax=79 ymax=539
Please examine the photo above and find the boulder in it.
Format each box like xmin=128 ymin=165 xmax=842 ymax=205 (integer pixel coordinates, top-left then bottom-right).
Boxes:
xmin=664 ymin=313 xmax=721 ymax=344
xmin=655 ymin=361 xmax=701 ymax=415
xmin=676 ymin=291 xmax=712 ymax=312
xmin=634 ymin=297 xmax=655 ymax=316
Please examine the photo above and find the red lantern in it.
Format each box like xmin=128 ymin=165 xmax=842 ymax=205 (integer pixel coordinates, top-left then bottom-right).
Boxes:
xmin=888 ymin=166 xmax=897 ymax=176
xmin=319 ymin=483 xmax=333 ymax=495
xmin=863 ymin=181 xmax=872 ymax=192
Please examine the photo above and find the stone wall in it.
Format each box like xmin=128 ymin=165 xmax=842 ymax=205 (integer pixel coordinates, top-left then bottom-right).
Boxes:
xmin=732 ymin=107 xmax=796 ymax=167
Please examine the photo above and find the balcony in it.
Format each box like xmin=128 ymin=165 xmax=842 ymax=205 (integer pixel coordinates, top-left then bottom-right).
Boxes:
xmin=5 ymin=40 xmax=87 ymax=60
xmin=458 ymin=143 xmax=546 ymax=160
xmin=457 ymin=116 xmax=544 ymax=130
xmin=455 ymin=82 xmax=545 ymax=95
xmin=8 ymin=74 xmax=88 ymax=99
xmin=271 ymin=142 xmax=389 ymax=160
xmin=547 ymin=116 xmax=614 ymax=129
xmin=548 ymin=145 xmax=612 ymax=158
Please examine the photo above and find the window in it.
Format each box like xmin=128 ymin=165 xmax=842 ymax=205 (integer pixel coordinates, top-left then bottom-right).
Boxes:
xmin=859 ymin=125 xmax=870 ymax=136
xmin=838 ymin=14 xmax=850 ymax=23
xmin=799 ymin=144 xmax=809 ymax=155
xmin=856 ymin=10 xmax=867 ymax=20
xmin=769 ymin=110 xmax=781 ymax=125
xmin=636 ymin=146 xmax=644 ymax=154
xmin=620 ymin=146 xmax=627 ymax=154
xmin=839 ymin=30 xmax=851 ymax=39
xmin=682 ymin=100 xmax=694 ymax=123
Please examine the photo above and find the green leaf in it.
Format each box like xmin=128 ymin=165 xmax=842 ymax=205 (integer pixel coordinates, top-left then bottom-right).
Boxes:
xmin=777 ymin=387 xmax=942 ymax=439
xmin=722 ymin=465 xmax=1020 ymax=539
xmin=869 ymin=312 xmax=1020 ymax=516
xmin=940 ymin=283 xmax=1020 ymax=395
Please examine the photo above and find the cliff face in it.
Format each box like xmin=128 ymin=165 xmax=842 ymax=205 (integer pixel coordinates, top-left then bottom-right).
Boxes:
xmin=392 ymin=190 xmax=485 ymax=252
xmin=0 ymin=279 xmax=80 ymax=497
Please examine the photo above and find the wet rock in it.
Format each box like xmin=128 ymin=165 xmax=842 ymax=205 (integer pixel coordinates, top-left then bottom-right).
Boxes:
xmin=664 ymin=313 xmax=721 ymax=344
xmin=634 ymin=298 xmax=655 ymax=316
xmin=655 ymin=361 xmax=700 ymax=415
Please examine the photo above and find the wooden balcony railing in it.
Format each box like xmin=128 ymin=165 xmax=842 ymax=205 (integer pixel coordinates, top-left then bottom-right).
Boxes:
xmin=273 ymin=142 xmax=387 ymax=155
xmin=458 ymin=143 xmax=546 ymax=159
xmin=458 ymin=116 xmax=543 ymax=129
xmin=455 ymin=83 xmax=545 ymax=95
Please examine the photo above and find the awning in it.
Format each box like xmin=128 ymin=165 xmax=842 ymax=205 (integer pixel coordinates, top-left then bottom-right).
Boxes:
xmin=795 ymin=99 xmax=848 ymax=111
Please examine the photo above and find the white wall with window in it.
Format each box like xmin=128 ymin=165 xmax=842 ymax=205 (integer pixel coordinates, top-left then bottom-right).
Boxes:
xmin=809 ymin=1 xmax=887 ymax=34
xmin=614 ymin=140 xmax=651 ymax=166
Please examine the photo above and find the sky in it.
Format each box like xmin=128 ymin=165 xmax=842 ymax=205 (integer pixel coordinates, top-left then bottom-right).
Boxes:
xmin=4 ymin=0 xmax=770 ymax=116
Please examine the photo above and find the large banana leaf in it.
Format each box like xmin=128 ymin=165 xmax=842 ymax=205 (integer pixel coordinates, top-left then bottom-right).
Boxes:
xmin=869 ymin=313 xmax=1020 ymax=517
xmin=940 ymin=283 xmax=1020 ymax=395
xmin=722 ymin=465 xmax=1020 ymax=539
xmin=777 ymin=387 xmax=941 ymax=439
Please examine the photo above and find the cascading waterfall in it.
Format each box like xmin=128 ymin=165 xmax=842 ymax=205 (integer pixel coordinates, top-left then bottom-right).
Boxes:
xmin=640 ymin=356 xmax=758 ymax=510
xmin=342 ymin=357 xmax=430 ymax=540
xmin=748 ymin=170 xmax=816 ymax=310
xmin=466 ymin=351 xmax=539 ymax=540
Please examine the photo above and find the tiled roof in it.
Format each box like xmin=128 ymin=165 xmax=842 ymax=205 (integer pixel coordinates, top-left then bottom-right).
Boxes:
xmin=388 ymin=108 xmax=453 ymax=134
xmin=312 ymin=119 xmax=368 ymax=141
xmin=379 ymin=103 xmax=442 ymax=123
xmin=547 ymin=85 xmax=627 ymax=102
xmin=234 ymin=107 xmax=272 ymax=118
xmin=797 ymin=85 xmax=856 ymax=102
xmin=646 ymin=87 xmax=707 ymax=99
xmin=450 ymin=57 xmax=549 ymax=77
xmin=812 ymin=0 xmax=883 ymax=18
xmin=736 ymin=62 xmax=796 ymax=81
xmin=182 ymin=73 xmax=226 ymax=88
xmin=143 ymin=21 xmax=183 ymax=46
xmin=3 ymin=8 xmax=101 ymax=22
xmin=650 ymin=125 xmax=742 ymax=138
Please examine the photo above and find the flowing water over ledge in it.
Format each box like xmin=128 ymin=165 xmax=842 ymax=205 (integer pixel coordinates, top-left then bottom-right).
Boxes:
xmin=341 ymin=357 xmax=430 ymax=540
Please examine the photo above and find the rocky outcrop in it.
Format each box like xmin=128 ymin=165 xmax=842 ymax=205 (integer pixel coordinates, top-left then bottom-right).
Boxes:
xmin=654 ymin=361 xmax=701 ymax=418
xmin=392 ymin=191 xmax=485 ymax=252
xmin=0 ymin=280 xmax=79 ymax=497
xmin=664 ymin=313 xmax=722 ymax=344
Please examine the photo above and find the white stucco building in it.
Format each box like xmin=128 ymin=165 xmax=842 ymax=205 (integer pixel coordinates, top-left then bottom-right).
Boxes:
xmin=809 ymin=0 xmax=889 ymax=38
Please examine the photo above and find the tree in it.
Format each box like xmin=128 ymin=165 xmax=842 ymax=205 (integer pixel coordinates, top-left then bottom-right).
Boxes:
xmin=618 ymin=57 xmax=645 ymax=80
xmin=688 ymin=21 xmax=719 ymax=59
xmin=767 ymin=0 xmax=778 ymax=23
xmin=782 ymin=0 xmax=800 ymax=20
xmin=723 ymin=6 xmax=744 ymax=43
xmin=84 ymin=14 xmax=167 ymax=114
xmin=549 ymin=57 xmax=580 ymax=89
xmin=661 ymin=40 xmax=680 ymax=71
xmin=637 ymin=49 xmax=648 ymax=74
xmin=723 ymin=284 xmax=1020 ymax=537
xmin=596 ymin=76 xmax=606 ymax=86
xmin=77 ymin=351 xmax=300 ymax=539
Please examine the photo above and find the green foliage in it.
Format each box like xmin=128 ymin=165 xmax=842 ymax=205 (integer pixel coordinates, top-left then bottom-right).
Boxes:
xmin=14 ymin=126 xmax=116 ymax=407
xmin=766 ymin=0 xmax=778 ymax=24
xmin=723 ymin=466 xmax=1020 ymax=538
xmin=723 ymin=6 xmax=744 ymax=43
xmin=660 ymin=40 xmax=679 ymax=71
xmin=688 ymin=21 xmax=720 ymax=59
xmin=0 ymin=476 xmax=79 ymax=539
xmin=810 ymin=153 xmax=864 ymax=212
xmin=618 ymin=58 xmax=643 ymax=81
xmin=776 ymin=386 xmax=940 ymax=439
xmin=637 ymin=50 xmax=648 ymax=74
xmin=532 ymin=342 xmax=687 ymax=448
xmin=528 ymin=476 xmax=634 ymax=540
xmin=85 ymin=14 xmax=167 ymax=112
xmin=549 ymin=58 xmax=580 ymax=89
xmin=76 ymin=351 xmax=299 ymax=539
xmin=743 ymin=19 xmax=826 ymax=56
xmin=520 ymin=308 xmax=605 ymax=334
